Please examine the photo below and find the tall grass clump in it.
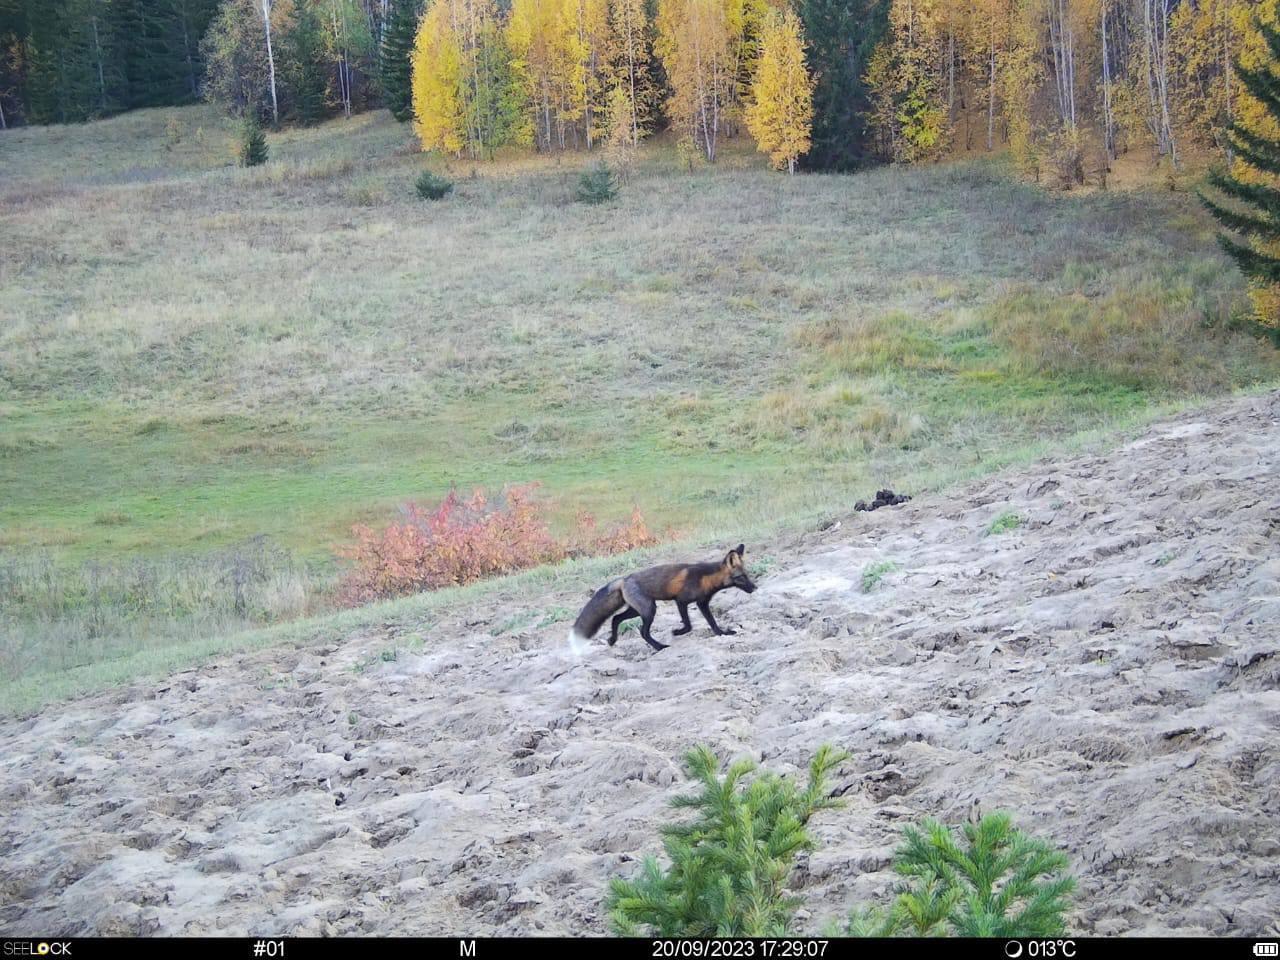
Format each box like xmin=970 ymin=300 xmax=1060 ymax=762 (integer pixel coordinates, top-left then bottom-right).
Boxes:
xmin=0 ymin=539 xmax=323 ymax=682
xmin=989 ymin=271 xmax=1280 ymax=393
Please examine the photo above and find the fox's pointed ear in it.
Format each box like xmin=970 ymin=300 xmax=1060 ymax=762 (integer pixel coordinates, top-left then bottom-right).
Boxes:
xmin=736 ymin=544 xmax=745 ymax=557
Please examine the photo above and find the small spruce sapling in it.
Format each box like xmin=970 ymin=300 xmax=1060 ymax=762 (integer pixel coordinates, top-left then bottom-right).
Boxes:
xmin=842 ymin=812 xmax=1077 ymax=937
xmin=606 ymin=744 xmax=849 ymax=936
xmin=415 ymin=169 xmax=454 ymax=200
xmin=575 ymin=161 xmax=618 ymax=204
xmin=238 ymin=113 xmax=268 ymax=167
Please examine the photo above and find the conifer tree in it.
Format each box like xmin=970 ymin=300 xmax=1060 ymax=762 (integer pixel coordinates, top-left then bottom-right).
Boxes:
xmin=0 ymin=0 xmax=24 ymax=127
xmin=238 ymin=109 xmax=268 ymax=163
xmin=607 ymin=745 xmax=848 ymax=936
xmin=22 ymin=1 xmax=89 ymax=124
xmin=796 ymin=0 xmax=888 ymax=170
xmin=746 ymin=8 xmax=814 ymax=174
xmin=843 ymin=813 xmax=1077 ymax=937
xmin=166 ymin=0 xmax=220 ymax=102
xmin=290 ymin=0 xmax=328 ymax=123
xmin=1200 ymin=9 xmax=1280 ymax=330
xmin=380 ymin=0 xmax=419 ymax=121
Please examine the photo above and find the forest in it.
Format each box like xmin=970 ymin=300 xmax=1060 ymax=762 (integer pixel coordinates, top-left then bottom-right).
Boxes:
xmin=0 ymin=0 xmax=1265 ymax=181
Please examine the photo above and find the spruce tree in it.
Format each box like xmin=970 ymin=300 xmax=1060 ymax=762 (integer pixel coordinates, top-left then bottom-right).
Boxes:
xmin=24 ymin=1 xmax=95 ymax=124
xmin=1199 ymin=13 xmax=1280 ymax=327
xmin=290 ymin=0 xmax=328 ymax=124
xmin=607 ymin=745 xmax=848 ymax=936
xmin=841 ymin=813 xmax=1077 ymax=937
xmin=238 ymin=110 xmax=268 ymax=165
xmin=795 ymin=0 xmax=889 ymax=171
xmin=575 ymin=160 xmax=617 ymax=204
xmin=380 ymin=0 xmax=419 ymax=122
xmin=0 ymin=0 xmax=24 ymax=126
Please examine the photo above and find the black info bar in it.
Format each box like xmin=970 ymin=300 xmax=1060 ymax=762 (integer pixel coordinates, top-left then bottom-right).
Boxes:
xmin=1 ymin=938 xmax=1272 ymax=960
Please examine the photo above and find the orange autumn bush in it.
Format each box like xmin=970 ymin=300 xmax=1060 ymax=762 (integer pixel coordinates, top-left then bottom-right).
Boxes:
xmin=337 ymin=484 xmax=658 ymax=606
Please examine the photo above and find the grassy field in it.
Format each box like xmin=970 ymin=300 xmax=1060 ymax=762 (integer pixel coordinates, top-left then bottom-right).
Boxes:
xmin=2 ymin=104 xmax=1278 ymax=698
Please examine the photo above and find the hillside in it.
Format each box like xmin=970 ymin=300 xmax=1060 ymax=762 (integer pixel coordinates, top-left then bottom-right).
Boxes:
xmin=4 ymin=106 xmax=1279 ymax=693
xmin=2 ymin=389 xmax=1277 ymax=936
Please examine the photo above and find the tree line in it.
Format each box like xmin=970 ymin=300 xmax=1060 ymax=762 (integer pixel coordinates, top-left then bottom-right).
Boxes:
xmin=399 ymin=0 xmax=881 ymax=169
xmin=0 ymin=0 xmax=221 ymax=125
xmin=0 ymin=0 xmax=396 ymax=128
xmin=0 ymin=0 xmax=1268 ymax=177
xmin=868 ymin=0 xmax=1267 ymax=183
xmin=0 ymin=0 xmax=894 ymax=171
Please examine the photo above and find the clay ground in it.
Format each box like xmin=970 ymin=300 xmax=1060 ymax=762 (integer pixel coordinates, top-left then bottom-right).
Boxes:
xmin=2 ymin=391 xmax=1278 ymax=937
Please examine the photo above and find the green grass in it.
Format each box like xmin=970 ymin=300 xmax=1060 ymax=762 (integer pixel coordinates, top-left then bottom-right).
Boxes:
xmin=986 ymin=511 xmax=1024 ymax=536
xmin=0 ymin=397 xmax=1256 ymax=717
xmin=861 ymin=561 xmax=899 ymax=593
xmin=2 ymin=104 xmax=1278 ymax=703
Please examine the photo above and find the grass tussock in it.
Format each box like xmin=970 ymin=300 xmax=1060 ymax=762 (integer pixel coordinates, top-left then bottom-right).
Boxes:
xmin=861 ymin=560 xmax=899 ymax=592
xmin=794 ymin=310 xmax=956 ymax=375
xmin=0 ymin=540 xmax=323 ymax=681
xmin=990 ymin=266 xmax=1272 ymax=393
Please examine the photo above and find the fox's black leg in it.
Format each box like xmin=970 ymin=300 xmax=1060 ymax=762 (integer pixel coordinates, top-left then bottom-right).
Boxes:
xmin=609 ymin=608 xmax=639 ymax=646
xmin=621 ymin=579 xmax=666 ymax=652
xmin=672 ymin=601 xmax=693 ymax=636
xmin=639 ymin=613 xmax=667 ymax=651
xmin=697 ymin=599 xmax=736 ymax=636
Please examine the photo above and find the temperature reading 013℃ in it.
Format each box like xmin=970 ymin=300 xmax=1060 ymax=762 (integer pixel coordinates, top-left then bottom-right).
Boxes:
xmin=1005 ymin=941 xmax=1076 ymax=958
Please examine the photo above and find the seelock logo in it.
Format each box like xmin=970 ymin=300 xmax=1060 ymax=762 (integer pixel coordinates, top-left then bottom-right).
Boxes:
xmin=4 ymin=944 xmax=72 ymax=956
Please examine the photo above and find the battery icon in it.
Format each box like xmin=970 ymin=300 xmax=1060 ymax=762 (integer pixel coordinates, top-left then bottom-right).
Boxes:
xmin=1255 ymin=944 xmax=1278 ymax=957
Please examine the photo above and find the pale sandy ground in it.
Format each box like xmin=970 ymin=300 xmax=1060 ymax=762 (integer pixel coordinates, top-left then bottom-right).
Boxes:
xmin=2 ymin=392 xmax=1278 ymax=937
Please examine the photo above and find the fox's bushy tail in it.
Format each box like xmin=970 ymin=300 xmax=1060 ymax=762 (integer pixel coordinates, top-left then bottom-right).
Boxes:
xmin=571 ymin=578 xmax=627 ymax=641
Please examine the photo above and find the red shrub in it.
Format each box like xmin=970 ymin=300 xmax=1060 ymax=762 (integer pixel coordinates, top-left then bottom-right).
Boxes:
xmin=337 ymin=485 xmax=659 ymax=606
xmin=572 ymin=506 xmax=659 ymax=556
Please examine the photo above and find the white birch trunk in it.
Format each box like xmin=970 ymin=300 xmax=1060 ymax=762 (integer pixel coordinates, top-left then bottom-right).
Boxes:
xmin=261 ymin=0 xmax=280 ymax=125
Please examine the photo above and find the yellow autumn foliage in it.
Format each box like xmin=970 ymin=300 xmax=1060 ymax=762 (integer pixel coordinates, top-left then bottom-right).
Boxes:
xmin=746 ymin=8 xmax=815 ymax=173
xmin=411 ymin=0 xmax=466 ymax=154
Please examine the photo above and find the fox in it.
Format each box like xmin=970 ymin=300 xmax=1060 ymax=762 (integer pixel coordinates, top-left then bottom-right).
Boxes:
xmin=570 ymin=544 xmax=757 ymax=652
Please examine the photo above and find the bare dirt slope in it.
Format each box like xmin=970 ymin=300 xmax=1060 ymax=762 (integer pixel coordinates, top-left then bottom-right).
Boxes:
xmin=2 ymin=392 xmax=1278 ymax=937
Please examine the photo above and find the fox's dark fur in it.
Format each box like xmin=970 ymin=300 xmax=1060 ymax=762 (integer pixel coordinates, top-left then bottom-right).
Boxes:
xmin=571 ymin=545 xmax=757 ymax=652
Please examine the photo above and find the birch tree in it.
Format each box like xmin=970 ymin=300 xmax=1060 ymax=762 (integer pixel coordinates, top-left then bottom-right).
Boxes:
xmin=260 ymin=0 xmax=280 ymax=124
xmin=656 ymin=0 xmax=735 ymax=161
xmin=609 ymin=0 xmax=653 ymax=145
xmin=1141 ymin=0 xmax=1177 ymax=162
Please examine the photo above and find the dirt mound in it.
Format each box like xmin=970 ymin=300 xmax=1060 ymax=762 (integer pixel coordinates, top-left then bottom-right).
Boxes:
xmin=2 ymin=392 xmax=1278 ymax=937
